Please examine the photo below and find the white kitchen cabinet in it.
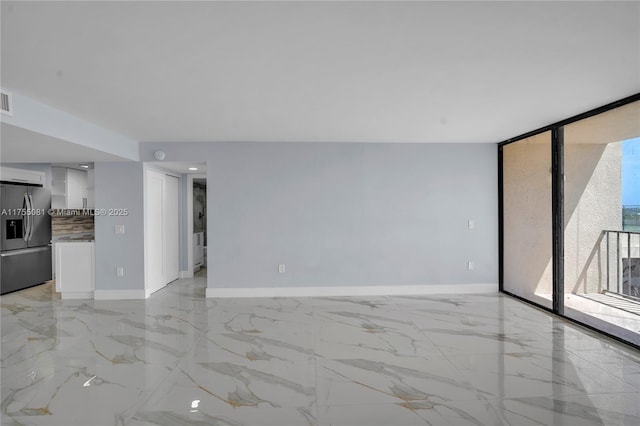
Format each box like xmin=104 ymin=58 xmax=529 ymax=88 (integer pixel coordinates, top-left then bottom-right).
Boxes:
xmin=86 ymin=169 xmax=95 ymax=208
xmin=51 ymin=167 xmax=66 ymax=209
xmin=55 ymin=241 xmax=94 ymax=299
xmin=0 ymin=166 xmax=45 ymax=186
xmin=194 ymin=232 xmax=204 ymax=269
xmin=67 ymin=168 xmax=86 ymax=208
xmin=51 ymin=167 xmax=88 ymax=209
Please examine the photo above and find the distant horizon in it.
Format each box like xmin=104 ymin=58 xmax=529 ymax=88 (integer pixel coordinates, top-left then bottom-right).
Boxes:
xmin=622 ymin=137 xmax=640 ymax=206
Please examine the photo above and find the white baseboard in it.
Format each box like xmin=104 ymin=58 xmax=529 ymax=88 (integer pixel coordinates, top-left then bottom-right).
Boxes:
xmin=206 ymin=283 xmax=498 ymax=298
xmin=94 ymin=289 xmax=147 ymax=300
xmin=61 ymin=291 xmax=94 ymax=300
xmin=179 ymin=270 xmax=194 ymax=279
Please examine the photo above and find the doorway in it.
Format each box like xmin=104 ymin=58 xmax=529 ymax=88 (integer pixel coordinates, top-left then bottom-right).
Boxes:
xmin=186 ymin=172 xmax=206 ymax=277
xmin=193 ymin=178 xmax=207 ymax=272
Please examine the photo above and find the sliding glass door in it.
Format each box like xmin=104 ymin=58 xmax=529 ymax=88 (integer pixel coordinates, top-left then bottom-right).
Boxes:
xmin=500 ymin=95 xmax=640 ymax=347
xmin=502 ymin=132 xmax=553 ymax=309
xmin=562 ymin=101 xmax=640 ymax=345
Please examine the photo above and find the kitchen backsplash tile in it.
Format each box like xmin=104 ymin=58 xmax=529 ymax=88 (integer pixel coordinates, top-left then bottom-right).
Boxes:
xmin=52 ymin=215 xmax=95 ymax=236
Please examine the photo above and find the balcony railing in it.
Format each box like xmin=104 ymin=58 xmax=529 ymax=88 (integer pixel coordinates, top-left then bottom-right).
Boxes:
xmin=603 ymin=230 xmax=640 ymax=300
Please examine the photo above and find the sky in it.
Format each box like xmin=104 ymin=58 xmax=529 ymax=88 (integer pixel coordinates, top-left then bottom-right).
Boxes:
xmin=622 ymin=137 xmax=640 ymax=206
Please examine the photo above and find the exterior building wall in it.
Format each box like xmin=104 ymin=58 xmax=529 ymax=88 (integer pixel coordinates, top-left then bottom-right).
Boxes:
xmin=564 ymin=142 xmax=622 ymax=294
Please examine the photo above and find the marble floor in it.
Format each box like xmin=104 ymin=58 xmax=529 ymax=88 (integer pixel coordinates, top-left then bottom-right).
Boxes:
xmin=2 ymin=274 xmax=640 ymax=426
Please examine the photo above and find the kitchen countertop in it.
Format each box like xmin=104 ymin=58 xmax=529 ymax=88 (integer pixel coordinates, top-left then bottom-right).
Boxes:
xmin=53 ymin=233 xmax=95 ymax=242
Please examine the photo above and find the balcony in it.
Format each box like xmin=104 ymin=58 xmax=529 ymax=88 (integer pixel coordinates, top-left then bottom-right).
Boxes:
xmin=566 ymin=230 xmax=640 ymax=345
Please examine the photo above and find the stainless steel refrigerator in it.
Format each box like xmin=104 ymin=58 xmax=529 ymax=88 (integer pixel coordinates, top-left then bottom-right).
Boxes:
xmin=0 ymin=183 xmax=52 ymax=294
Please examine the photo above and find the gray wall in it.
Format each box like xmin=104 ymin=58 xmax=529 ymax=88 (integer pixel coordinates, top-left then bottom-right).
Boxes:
xmin=141 ymin=142 xmax=498 ymax=289
xmin=94 ymin=162 xmax=144 ymax=290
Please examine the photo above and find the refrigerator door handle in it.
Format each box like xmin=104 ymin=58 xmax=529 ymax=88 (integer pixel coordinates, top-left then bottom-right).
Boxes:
xmin=28 ymin=194 xmax=35 ymax=241
xmin=22 ymin=192 xmax=29 ymax=242
xmin=0 ymin=246 xmax=51 ymax=257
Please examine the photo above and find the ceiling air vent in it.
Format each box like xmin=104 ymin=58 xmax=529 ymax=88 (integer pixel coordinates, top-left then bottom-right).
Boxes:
xmin=1 ymin=91 xmax=13 ymax=116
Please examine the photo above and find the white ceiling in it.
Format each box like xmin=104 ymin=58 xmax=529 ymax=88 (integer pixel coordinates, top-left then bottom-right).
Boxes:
xmin=1 ymin=1 xmax=639 ymax=146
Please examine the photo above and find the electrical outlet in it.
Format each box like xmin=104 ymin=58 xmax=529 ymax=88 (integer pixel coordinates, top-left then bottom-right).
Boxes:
xmin=278 ymin=264 xmax=285 ymax=274
xmin=468 ymin=261 xmax=474 ymax=271
xmin=117 ymin=266 xmax=124 ymax=277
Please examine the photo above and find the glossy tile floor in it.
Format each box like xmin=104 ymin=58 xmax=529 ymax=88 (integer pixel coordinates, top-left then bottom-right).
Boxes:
xmin=2 ymin=273 xmax=640 ymax=425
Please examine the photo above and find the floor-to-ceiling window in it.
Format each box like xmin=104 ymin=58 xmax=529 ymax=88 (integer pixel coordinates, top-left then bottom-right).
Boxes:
xmin=502 ymin=131 xmax=553 ymax=309
xmin=562 ymin=101 xmax=640 ymax=345
xmin=500 ymin=95 xmax=640 ymax=347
